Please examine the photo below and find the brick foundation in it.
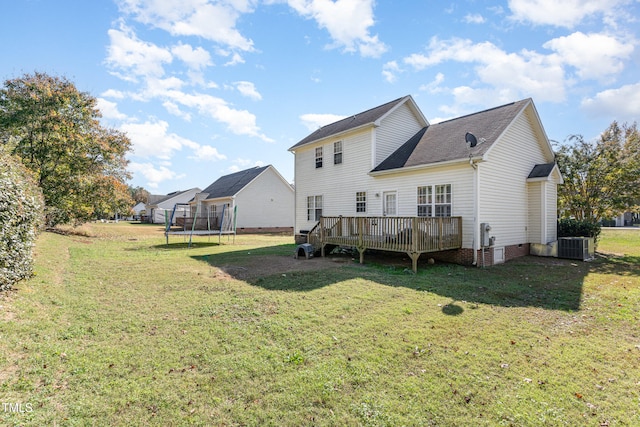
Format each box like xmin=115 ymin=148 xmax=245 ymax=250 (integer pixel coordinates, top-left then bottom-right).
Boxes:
xmin=428 ymin=243 xmax=531 ymax=267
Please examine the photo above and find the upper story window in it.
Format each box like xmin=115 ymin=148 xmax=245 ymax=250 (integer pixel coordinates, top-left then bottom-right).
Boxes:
xmin=315 ymin=147 xmax=323 ymax=168
xmin=356 ymin=191 xmax=366 ymax=213
xmin=333 ymin=141 xmax=343 ymax=165
xmin=417 ymin=184 xmax=451 ymax=217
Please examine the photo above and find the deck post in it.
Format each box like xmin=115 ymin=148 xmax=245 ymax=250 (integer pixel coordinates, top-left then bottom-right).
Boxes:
xmin=412 ymin=217 xmax=418 ymax=253
xmin=438 ymin=218 xmax=444 ymax=250
xmin=319 ymin=217 xmax=325 ymax=257
xmin=408 ymin=252 xmax=420 ymax=273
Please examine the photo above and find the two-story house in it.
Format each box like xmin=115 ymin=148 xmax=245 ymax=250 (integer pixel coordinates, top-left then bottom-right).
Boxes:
xmin=289 ymin=95 xmax=562 ymax=268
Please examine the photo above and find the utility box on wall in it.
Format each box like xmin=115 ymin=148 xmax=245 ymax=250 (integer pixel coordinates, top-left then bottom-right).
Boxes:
xmin=480 ymin=223 xmax=492 ymax=247
xmin=558 ymin=237 xmax=594 ymax=261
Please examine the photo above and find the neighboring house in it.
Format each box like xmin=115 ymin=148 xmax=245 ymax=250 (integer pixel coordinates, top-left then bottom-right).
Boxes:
xmin=146 ymin=188 xmax=201 ymax=224
xmin=130 ymin=201 xmax=146 ymax=220
xmin=190 ymin=165 xmax=294 ymax=233
xmin=288 ymin=95 xmax=562 ymax=267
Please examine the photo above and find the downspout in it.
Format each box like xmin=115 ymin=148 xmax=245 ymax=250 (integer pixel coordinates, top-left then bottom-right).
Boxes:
xmin=470 ymin=158 xmax=479 ymax=266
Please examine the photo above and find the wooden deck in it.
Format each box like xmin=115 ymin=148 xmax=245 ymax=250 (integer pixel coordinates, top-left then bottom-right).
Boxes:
xmin=307 ymin=216 xmax=462 ymax=272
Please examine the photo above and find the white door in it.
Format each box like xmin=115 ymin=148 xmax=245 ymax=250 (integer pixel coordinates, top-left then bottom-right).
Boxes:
xmin=383 ymin=191 xmax=397 ymax=216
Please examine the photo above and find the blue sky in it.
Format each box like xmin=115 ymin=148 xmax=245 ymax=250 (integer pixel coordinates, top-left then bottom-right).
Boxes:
xmin=2 ymin=0 xmax=639 ymax=194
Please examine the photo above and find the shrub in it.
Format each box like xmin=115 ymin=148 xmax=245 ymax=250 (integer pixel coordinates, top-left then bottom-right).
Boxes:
xmin=0 ymin=148 xmax=44 ymax=291
xmin=558 ymin=218 xmax=602 ymax=248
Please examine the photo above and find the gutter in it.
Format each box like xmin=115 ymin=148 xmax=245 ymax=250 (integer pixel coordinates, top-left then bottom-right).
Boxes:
xmin=470 ymin=158 xmax=479 ymax=266
xmin=369 ymin=156 xmax=484 ymax=177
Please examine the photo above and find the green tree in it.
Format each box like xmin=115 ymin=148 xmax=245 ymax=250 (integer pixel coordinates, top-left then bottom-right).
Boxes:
xmin=129 ymin=185 xmax=150 ymax=204
xmin=0 ymin=147 xmax=44 ymax=290
xmin=556 ymin=121 xmax=640 ymax=222
xmin=0 ymin=72 xmax=133 ymax=226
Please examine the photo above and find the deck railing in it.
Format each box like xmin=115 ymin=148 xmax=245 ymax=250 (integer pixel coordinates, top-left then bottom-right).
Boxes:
xmin=308 ymin=216 xmax=462 ymax=272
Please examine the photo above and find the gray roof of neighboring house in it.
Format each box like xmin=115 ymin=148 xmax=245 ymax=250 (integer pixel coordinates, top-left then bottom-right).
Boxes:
xmin=372 ymin=98 xmax=531 ymax=172
xmin=148 ymin=188 xmax=200 ymax=206
xmin=200 ymin=165 xmax=270 ymax=200
xmin=289 ymin=96 xmax=410 ymax=150
xmin=527 ymin=162 xmax=557 ymax=178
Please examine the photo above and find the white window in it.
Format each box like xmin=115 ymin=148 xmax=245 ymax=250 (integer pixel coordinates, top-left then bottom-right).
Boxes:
xmin=334 ymin=141 xmax=343 ymax=165
xmin=435 ymin=184 xmax=452 ymax=217
xmin=356 ymin=191 xmax=366 ymax=213
xmin=307 ymin=195 xmax=323 ymax=221
xmin=417 ymin=184 xmax=452 ymax=217
xmin=315 ymin=147 xmax=323 ymax=168
xmin=417 ymin=186 xmax=432 ymax=217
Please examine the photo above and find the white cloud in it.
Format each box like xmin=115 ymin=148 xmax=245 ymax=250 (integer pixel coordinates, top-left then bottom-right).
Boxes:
xmin=106 ymin=23 xmax=172 ymax=79
xmin=287 ymin=0 xmax=387 ymax=57
xmin=171 ymin=42 xmax=213 ymax=69
xmin=463 ymin=13 xmax=485 ymax=24
xmin=508 ymin=0 xmax=629 ymax=28
xmin=121 ymin=120 xmax=190 ymax=159
xmin=162 ymin=101 xmax=192 ymax=121
xmin=189 ymin=145 xmax=227 ymax=161
xmin=163 ymin=90 xmax=273 ymax=141
xmin=97 ymin=98 xmax=128 ymax=120
xmin=419 ymin=72 xmax=445 ymax=93
xmin=128 ymin=161 xmax=183 ymax=189
xmin=117 ymin=0 xmax=255 ymax=51
xmin=224 ymin=52 xmax=246 ymax=66
xmin=382 ymin=61 xmax=401 ymax=83
xmin=299 ymin=113 xmax=347 ymax=131
xmin=543 ymin=32 xmax=634 ymax=80
xmin=404 ymin=37 xmax=566 ymax=103
xmin=227 ymin=158 xmax=265 ymax=172
xmin=101 ymin=89 xmax=127 ymax=99
xmin=581 ymin=82 xmax=640 ymax=119
xmin=234 ymin=81 xmax=262 ymax=100
xmin=129 ymin=162 xmax=186 ymax=188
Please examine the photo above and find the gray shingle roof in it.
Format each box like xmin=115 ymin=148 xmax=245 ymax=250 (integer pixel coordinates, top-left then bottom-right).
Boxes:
xmin=148 ymin=188 xmax=200 ymax=205
xmin=528 ymin=163 xmax=556 ymax=178
xmin=289 ymin=96 xmax=409 ymax=150
xmin=372 ymin=99 xmax=531 ymax=172
xmin=201 ymin=165 xmax=269 ymax=200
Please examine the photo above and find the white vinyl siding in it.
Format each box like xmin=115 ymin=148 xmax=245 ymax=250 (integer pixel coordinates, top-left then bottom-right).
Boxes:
xmin=233 ymin=166 xmax=294 ymax=229
xmin=372 ymin=165 xmax=475 ymax=247
xmin=527 ymin=181 xmax=543 ymax=243
xmin=546 ymin=175 xmax=560 ymax=242
xmin=479 ymin=110 xmax=555 ymax=247
xmin=293 ymin=130 xmax=374 ymax=231
xmin=374 ymin=103 xmax=424 ymax=167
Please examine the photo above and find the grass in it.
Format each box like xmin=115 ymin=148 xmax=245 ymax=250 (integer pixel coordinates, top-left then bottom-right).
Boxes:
xmin=1 ymin=223 xmax=639 ymax=426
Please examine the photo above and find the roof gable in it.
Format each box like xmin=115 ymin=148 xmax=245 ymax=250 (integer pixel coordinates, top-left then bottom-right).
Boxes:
xmin=148 ymin=188 xmax=200 ymax=206
xmin=201 ymin=165 xmax=270 ymax=200
xmin=372 ymin=99 xmax=531 ymax=172
xmin=289 ymin=95 xmax=426 ymax=151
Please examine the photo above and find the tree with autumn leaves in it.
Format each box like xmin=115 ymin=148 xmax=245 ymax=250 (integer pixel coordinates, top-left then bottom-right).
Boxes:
xmin=0 ymin=72 xmax=133 ymax=226
xmin=556 ymin=121 xmax=640 ymax=223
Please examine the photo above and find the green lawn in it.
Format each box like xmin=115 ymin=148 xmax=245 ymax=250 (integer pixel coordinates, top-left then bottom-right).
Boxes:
xmin=1 ymin=223 xmax=639 ymax=426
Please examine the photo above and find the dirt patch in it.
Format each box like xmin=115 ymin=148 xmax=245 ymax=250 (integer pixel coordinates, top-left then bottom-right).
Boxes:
xmin=215 ymin=254 xmax=356 ymax=281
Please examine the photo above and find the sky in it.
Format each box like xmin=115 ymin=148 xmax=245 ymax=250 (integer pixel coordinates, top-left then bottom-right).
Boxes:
xmin=1 ymin=0 xmax=639 ymax=195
